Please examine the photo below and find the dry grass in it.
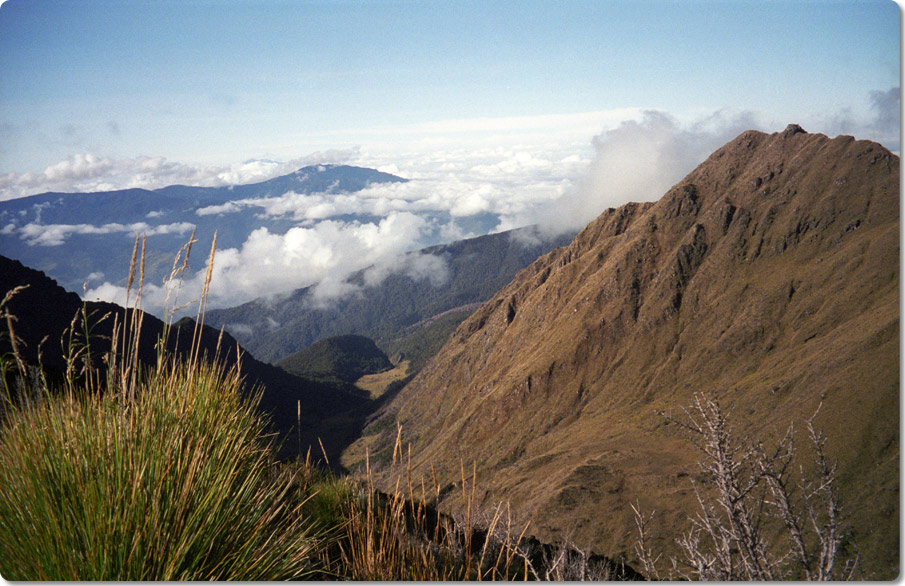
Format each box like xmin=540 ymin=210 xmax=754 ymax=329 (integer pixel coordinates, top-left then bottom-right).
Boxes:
xmin=354 ymin=359 xmax=410 ymax=399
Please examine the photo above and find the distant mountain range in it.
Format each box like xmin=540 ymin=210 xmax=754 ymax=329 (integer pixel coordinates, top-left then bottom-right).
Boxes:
xmin=206 ymin=225 xmax=575 ymax=364
xmin=352 ymin=126 xmax=900 ymax=577
xmin=0 ymin=164 xmax=496 ymax=304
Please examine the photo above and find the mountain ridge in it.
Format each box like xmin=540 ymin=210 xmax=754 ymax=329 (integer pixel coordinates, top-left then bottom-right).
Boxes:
xmin=349 ymin=126 xmax=900 ymax=576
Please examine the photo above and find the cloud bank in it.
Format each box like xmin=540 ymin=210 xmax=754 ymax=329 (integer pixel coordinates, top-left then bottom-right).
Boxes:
xmin=0 ymin=149 xmax=360 ymax=201
xmin=18 ymin=221 xmax=196 ymax=247
xmin=84 ymin=212 xmax=445 ymax=315
xmin=519 ymin=109 xmax=762 ymax=235
xmin=37 ymin=94 xmax=903 ymax=316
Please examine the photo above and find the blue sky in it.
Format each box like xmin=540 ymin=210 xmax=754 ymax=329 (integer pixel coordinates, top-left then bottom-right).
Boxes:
xmin=0 ymin=0 xmax=899 ymax=187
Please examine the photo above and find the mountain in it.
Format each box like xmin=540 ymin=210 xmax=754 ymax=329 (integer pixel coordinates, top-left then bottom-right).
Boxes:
xmin=205 ymin=226 xmax=575 ymax=364
xmin=348 ymin=126 xmax=899 ymax=576
xmin=276 ymin=334 xmax=394 ymax=383
xmin=0 ymin=165 xmax=407 ymax=296
xmin=0 ymin=254 xmax=373 ymax=464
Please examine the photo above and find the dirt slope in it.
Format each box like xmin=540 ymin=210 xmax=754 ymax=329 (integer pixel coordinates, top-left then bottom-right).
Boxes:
xmin=346 ymin=126 xmax=899 ymax=577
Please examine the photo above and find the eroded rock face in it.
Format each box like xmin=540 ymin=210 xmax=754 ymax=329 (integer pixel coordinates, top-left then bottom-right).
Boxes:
xmin=347 ymin=127 xmax=899 ymax=577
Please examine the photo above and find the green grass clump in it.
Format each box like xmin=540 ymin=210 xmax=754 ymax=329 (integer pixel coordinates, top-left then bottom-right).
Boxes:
xmin=0 ymin=356 xmax=322 ymax=580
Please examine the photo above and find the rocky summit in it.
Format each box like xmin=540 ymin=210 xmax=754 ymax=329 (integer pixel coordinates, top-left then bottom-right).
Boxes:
xmin=348 ymin=126 xmax=900 ymax=576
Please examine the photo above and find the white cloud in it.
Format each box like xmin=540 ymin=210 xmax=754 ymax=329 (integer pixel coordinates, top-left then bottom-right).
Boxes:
xmin=362 ymin=251 xmax=449 ymax=289
xmin=195 ymin=201 xmax=242 ymax=216
xmin=190 ymin=145 xmax=581 ymax=226
xmin=814 ymin=86 xmax=900 ymax=154
xmin=0 ymin=149 xmax=361 ymax=202
xmin=22 ymin=101 xmax=899 ymax=318
xmin=17 ymin=221 xmax=196 ymax=246
xmin=225 ymin=322 xmax=254 ymax=336
xmin=85 ymin=211 xmax=438 ymax=314
xmin=524 ymin=109 xmax=765 ymax=236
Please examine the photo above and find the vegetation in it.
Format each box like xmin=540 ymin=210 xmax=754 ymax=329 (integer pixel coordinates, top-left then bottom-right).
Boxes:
xmin=0 ymin=238 xmax=324 ymax=580
xmin=632 ymin=394 xmax=861 ymax=580
xmin=0 ymin=210 xmax=882 ymax=580
xmin=291 ymin=446 xmax=634 ymax=581
xmin=276 ymin=334 xmax=393 ymax=384
xmin=0 ymin=236 xmax=616 ymax=581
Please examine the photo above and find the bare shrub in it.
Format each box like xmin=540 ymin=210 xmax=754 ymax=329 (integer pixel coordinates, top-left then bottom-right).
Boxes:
xmin=637 ymin=393 xmax=860 ymax=581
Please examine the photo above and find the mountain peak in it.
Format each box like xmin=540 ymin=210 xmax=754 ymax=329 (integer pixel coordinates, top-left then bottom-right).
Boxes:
xmin=353 ymin=128 xmax=899 ymax=575
xmin=781 ymin=123 xmax=807 ymax=137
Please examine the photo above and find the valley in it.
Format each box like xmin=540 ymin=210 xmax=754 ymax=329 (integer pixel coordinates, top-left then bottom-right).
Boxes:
xmin=0 ymin=126 xmax=898 ymax=579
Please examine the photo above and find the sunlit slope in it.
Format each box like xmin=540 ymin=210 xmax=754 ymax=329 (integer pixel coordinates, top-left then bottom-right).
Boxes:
xmin=352 ymin=126 xmax=899 ymax=577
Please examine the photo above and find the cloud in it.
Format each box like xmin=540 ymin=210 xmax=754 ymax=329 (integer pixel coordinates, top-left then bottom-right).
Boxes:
xmin=517 ymin=109 xmax=763 ymax=236
xmin=24 ymin=102 xmax=899 ymax=319
xmin=0 ymin=149 xmax=361 ymax=201
xmin=807 ymin=87 xmax=900 ymax=154
xmin=225 ymin=322 xmax=254 ymax=336
xmin=195 ymin=202 xmax=242 ymax=216
xmin=867 ymin=87 xmax=900 ymax=152
xmin=362 ymin=251 xmax=449 ymax=289
xmin=18 ymin=221 xmax=196 ymax=246
xmin=309 ymin=249 xmax=450 ymax=308
xmin=85 ymin=211 xmax=439 ymax=314
xmin=192 ymin=147 xmax=581 ymax=226
xmin=869 ymin=87 xmax=900 ymax=131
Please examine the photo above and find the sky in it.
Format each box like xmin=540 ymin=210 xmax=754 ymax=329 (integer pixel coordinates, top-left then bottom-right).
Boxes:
xmin=0 ymin=0 xmax=899 ymax=181
xmin=0 ymin=0 xmax=901 ymax=312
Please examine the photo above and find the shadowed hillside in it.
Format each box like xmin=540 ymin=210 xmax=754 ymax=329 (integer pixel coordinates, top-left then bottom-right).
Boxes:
xmin=0 ymin=255 xmax=371 ymax=464
xmin=350 ymin=126 xmax=900 ymax=577
xmin=276 ymin=334 xmax=393 ymax=383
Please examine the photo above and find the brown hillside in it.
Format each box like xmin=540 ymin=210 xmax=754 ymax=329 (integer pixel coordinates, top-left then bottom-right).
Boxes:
xmin=344 ymin=125 xmax=900 ymax=577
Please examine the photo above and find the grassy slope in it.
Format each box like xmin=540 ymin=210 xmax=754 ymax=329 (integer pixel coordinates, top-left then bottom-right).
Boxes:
xmin=351 ymin=128 xmax=900 ymax=577
xmin=276 ymin=334 xmax=393 ymax=383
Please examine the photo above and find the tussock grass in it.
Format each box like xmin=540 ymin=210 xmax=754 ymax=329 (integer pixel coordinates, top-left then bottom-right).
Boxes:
xmin=0 ymin=234 xmax=322 ymax=580
xmin=0 ymin=359 xmax=321 ymax=580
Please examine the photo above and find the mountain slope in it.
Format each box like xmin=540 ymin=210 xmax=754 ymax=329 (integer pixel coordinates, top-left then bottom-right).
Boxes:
xmin=350 ymin=126 xmax=899 ymax=576
xmin=0 ymin=255 xmax=371 ymax=464
xmin=206 ymin=226 xmax=575 ymax=363
xmin=276 ymin=334 xmax=393 ymax=383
